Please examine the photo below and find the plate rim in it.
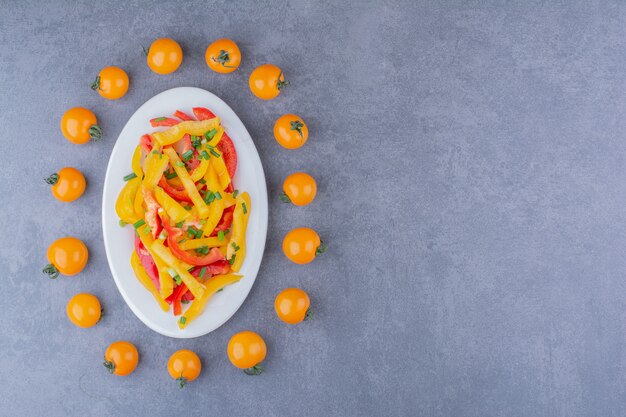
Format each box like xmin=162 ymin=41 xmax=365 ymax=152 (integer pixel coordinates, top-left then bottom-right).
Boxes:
xmin=101 ymin=86 xmax=268 ymax=338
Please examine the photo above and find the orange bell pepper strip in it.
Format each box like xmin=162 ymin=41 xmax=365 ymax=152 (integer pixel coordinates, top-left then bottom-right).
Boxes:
xmin=130 ymin=251 xmax=169 ymax=311
xmin=162 ymin=147 xmax=209 ymax=218
xmin=178 ymin=273 xmax=242 ymax=329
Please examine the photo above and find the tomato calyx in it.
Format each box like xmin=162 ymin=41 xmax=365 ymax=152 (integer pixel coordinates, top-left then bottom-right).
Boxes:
xmin=90 ymin=75 xmax=101 ymax=92
xmin=45 ymin=173 xmax=59 ymax=185
xmin=289 ymin=120 xmax=304 ymax=138
xmin=89 ymin=124 xmax=102 ymax=141
xmin=315 ymin=241 xmax=328 ymax=257
xmin=176 ymin=373 xmax=187 ymax=389
xmin=277 ymin=72 xmax=289 ymax=91
xmin=243 ymin=364 xmax=264 ymax=376
xmin=212 ymin=50 xmax=235 ymax=68
xmin=42 ymin=264 xmax=59 ymax=279
xmin=279 ymin=192 xmax=291 ymax=204
xmin=103 ymin=357 xmax=115 ymax=374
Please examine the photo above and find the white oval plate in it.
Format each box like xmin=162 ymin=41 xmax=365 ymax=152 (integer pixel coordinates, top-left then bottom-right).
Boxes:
xmin=102 ymin=87 xmax=268 ymax=338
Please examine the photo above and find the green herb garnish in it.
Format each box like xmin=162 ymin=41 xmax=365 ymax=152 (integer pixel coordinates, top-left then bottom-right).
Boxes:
xmin=123 ymin=173 xmax=137 ymax=181
xmin=133 ymin=219 xmax=146 ymax=229
xmin=182 ymin=150 xmax=194 ymax=162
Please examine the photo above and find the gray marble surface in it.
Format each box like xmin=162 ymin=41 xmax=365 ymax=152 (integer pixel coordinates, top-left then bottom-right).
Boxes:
xmin=1 ymin=1 xmax=626 ymax=416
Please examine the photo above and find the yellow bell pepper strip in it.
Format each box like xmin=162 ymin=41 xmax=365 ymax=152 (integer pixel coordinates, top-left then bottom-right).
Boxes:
xmin=142 ymin=151 xmax=170 ymax=190
xmin=179 ymin=237 xmax=223 ymax=250
xmin=178 ymin=273 xmax=242 ymax=329
xmin=136 ymin=228 xmax=174 ymax=298
xmin=154 ymin=185 xmax=190 ymax=224
xmin=150 ymin=240 xmax=206 ymax=299
xmin=133 ymin=185 xmax=145 ymax=218
xmin=163 ymin=147 xmax=209 ymax=218
xmin=227 ymin=192 xmax=251 ymax=272
xmin=130 ymin=251 xmax=169 ymax=311
xmin=131 ymin=145 xmax=143 ymax=179
xmin=190 ymin=157 xmax=209 ymax=182
xmin=203 ymin=200 xmax=224 ymax=237
xmin=210 ymin=150 xmax=232 ymax=190
xmin=205 ymin=126 xmax=224 ymax=148
xmin=116 ymin=177 xmax=141 ymax=224
xmin=152 ymin=119 xmax=221 ymax=146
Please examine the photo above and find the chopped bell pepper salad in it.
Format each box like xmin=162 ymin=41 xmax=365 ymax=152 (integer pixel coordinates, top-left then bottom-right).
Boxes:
xmin=116 ymin=107 xmax=250 ymax=329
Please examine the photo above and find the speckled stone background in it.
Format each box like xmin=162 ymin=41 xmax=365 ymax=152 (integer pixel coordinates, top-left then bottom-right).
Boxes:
xmin=1 ymin=1 xmax=625 ymax=416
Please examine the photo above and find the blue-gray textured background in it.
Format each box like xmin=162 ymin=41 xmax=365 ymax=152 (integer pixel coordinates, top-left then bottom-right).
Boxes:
xmin=1 ymin=1 xmax=625 ymax=416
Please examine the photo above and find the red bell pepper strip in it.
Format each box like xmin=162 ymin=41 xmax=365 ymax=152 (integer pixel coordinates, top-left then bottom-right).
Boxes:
xmin=192 ymin=107 xmax=216 ymax=120
xmin=169 ymin=283 xmax=189 ymax=316
xmin=160 ymin=212 xmax=225 ymax=266
xmin=150 ymin=117 xmax=180 ymax=127
xmin=192 ymin=107 xmax=237 ymax=178
xmin=141 ymin=187 xmax=163 ymax=239
xmin=158 ymin=176 xmax=193 ymax=203
xmin=181 ymin=291 xmax=195 ymax=302
xmin=217 ymin=133 xmax=237 ymax=179
xmin=174 ymin=110 xmax=195 ymax=121
xmin=190 ymin=261 xmax=231 ymax=278
xmin=134 ymin=235 xmax=160 ymax=291
xmin=140 ymin=134 xmax=154 ymax=155
xmin=211 ymin=205 xmax=234 ymax=236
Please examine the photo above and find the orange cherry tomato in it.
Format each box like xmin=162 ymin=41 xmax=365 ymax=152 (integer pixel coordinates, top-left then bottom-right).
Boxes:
xmin=227 ymin=331 xmax=267 ymax=375
xmin=167 ymin=350 xmax=202 ymax=388
xmin=281 ymin=172 xmax=316 ymax=206
xmin=249 ymin=64 xmax=288 ymax=100
xmin=66 ymin=293 xmax=101 ymax=328
xmin=60 ymin=107 xmax=101 ymax=144
xmin=43 ymin=237 xmax=89 ymax=278
xmin=104 ymin=341 xmax=139 ymax=376
xmin=91 ymin=66 xmax=129 ymax=100
xmin=273 ymin=114 xmax=308 ymax=149
xmin=205 ymin=38 xmax=241 ymax=74
xmin=45 ymin=167 xmax=86 ymax=202
xmin=146 ymin=38 xmax=183 ymax=74
xmin=282 ymin=227 xmax=327 ymax=265
xmin=275 ymin=288 xmax=311 ymax=325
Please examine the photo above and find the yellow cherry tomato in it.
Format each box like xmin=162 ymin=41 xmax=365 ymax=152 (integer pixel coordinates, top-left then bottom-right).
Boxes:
xmin=66 ymin=293 xmax=101 ymax=328
xmin=43 ymin=237 xmax=89 ymax=278
xmin=205 ymin=38 xmax=241 ymax=74
xmin=45 ymin=167 xmax=86 ymax=202
xmin=168 ymin=350 xmax=202 ymax=388
xmin=249 ymin=64 xmax=288 ymax=100
xmin=147 ymin=38 xmax=183 ymax=74
xmin=227 ymin=331 xmax=267 ymax=375
xmin=104 ymin=341 xmax=138 ymax=376
xmin=273 ymin=114 xmax=308 ymax=149
xmin=282 ymin=227 xmax=327 ymax=265
xmin=91 ymin=66 xmax=129 ymax=100
xmin=281 ymin=172 xmax=316 ymax=206
xmin=60 ymin=107 xmax=101 ymax=144
xmin=275 ymin=288 xmax=311 ymax=325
